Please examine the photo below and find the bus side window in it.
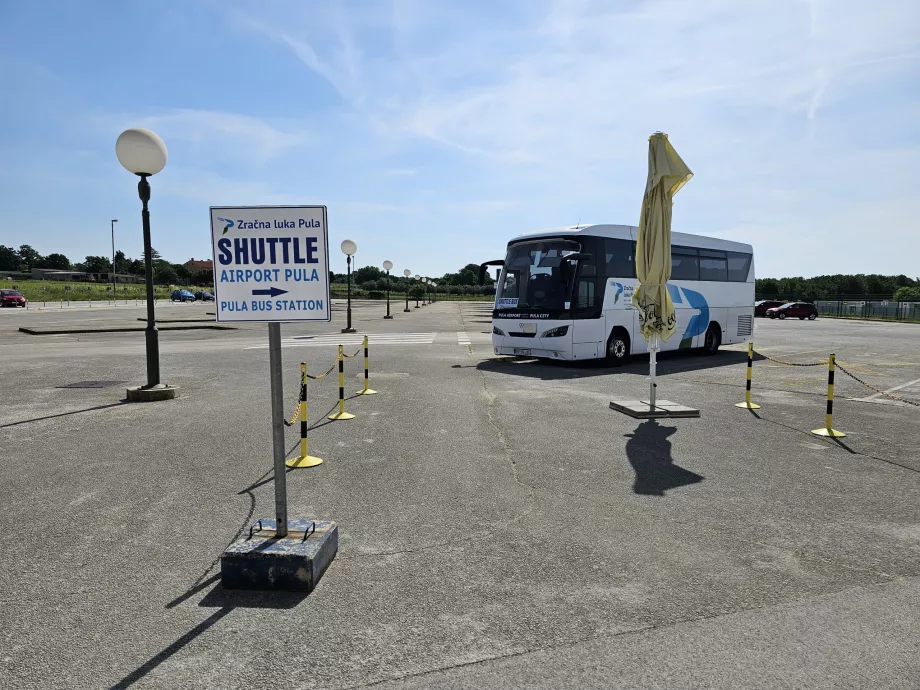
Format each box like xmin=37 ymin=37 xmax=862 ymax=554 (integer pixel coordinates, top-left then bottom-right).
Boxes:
xmin=671 ymin=247 xmax=699 ymax=280
xmin=604 ymin=238 xmax=636 ymax=278
xmin=727 ymin=252 xmax=752 ymax=282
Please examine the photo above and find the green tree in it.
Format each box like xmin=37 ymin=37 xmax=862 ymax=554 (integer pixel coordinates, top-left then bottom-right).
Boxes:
xmin=354 ymin=265 xmax=384 ymax=284
xmin=83 ymin=255 xmax=113 ymax=274
xmin=18 ymin=244 xmax=42 ymax=270
xmin=194 ymin=269 xmax=213 ymax=286
xmin=155 ymin=266 xmax=179 ymax=285
xmin=113 ymin=250 xmax=129 ymax=273
xmin=38 ymin=253 xmax=71 ymax=270
xmin=174 ymin=263 xmax=192 ymax=283
xmin=893 ymin=286 xmax=920 ymax=302
xmin=0 ymin=245 xmax=20 ymax=271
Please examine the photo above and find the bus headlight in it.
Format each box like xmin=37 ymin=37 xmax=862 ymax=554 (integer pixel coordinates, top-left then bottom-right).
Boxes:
xmin=492 ymin=326 xmax=506 ymax=336
xmin=540 ymin=325 xmax=569 ymax=338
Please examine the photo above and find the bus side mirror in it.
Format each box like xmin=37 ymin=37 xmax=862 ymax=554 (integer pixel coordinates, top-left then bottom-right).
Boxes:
xmin=478 ymin=260 xmax=504 ymax=285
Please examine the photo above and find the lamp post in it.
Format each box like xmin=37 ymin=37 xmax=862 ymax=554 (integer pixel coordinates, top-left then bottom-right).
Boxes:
xmin=116 ymin=128 xmax=175 ymax=399
xmin=382 ymin=260 xmax=393 ymax=319
xmin=341 ymin=239 xmax=357 ymax=333
xmin=414 ymin=275 xmax=421 ymax=308
xmin=110 ymin=219 xmax=118 ymax=302
xmin=403 ymin=269 xmax=411 ymax=312
xmin=424 ymin=279 xmax=430 ymax=305
xmin=431 ymin=281 xmax=437 ymax=303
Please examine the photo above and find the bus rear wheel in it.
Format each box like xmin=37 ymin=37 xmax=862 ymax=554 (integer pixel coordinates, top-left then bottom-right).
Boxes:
xmin=702 ymin=324 xmax=721 ymax=355
xmin=606 ymin=329 xmax=631 ymax=367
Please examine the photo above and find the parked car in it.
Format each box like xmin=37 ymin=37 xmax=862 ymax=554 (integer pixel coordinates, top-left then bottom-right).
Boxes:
xmin=0 ymin=289 xmax=26 ymax=307
xmin=170 ymin=289 xmax=196 ymax=302
xmin=194 ymin=291 xmax=214 ymax=301
xmin=754 ymin=299 xmax=785 ymax=317
xmin=765 ymin=302 xmax=818 ymax=320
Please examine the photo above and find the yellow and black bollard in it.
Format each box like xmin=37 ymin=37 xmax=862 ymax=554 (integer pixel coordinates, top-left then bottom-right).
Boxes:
xmin=735 ymin=342 xmax=760 ymax=409
xmin=287 ymin=363 xmax=323 ymax=468
xmin=812 ymin=353 xmax=846 ymax=437
xmin=355 ymin=335 xmax=377 ymax=395
xmin=329 ymin=345 xmax=356 ymax=420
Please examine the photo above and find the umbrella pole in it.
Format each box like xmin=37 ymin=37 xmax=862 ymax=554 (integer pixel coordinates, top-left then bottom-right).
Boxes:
xmin=649 ymin=333 xmax=659 ymax=411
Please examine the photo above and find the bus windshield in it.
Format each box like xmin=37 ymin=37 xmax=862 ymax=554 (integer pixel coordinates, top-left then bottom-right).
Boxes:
xmin=499 ymin=240 xmax=580 ymax=309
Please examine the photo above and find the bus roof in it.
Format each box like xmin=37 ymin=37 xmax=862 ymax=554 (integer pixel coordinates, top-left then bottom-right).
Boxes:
xmin=510 ymin=224 xmax=753 ymax=254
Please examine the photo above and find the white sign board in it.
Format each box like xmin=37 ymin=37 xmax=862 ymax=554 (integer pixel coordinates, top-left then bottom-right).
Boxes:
xmin=209 ymin=205 xmax=331 ymax=323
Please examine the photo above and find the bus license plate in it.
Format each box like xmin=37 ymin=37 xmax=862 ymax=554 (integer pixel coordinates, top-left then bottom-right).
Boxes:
xmin=514 ymin=348 xmax=532 ymax=356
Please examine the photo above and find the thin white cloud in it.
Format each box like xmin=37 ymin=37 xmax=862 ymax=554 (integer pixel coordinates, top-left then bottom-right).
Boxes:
xmin=137 ymin=109 xmax=309 ymax=164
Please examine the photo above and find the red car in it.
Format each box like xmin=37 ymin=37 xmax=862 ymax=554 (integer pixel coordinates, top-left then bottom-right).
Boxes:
xmin=0 ymin=289 xmax=26 ymax=307
xmin=765 ymin=302 xmax=818 ymax=320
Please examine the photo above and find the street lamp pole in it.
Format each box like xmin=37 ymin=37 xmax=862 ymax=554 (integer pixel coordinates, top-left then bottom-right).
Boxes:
xmin=383 ymin=260 xmax=393 ymax=319
xmin=116 ymin=128 xmax=169 ymax=394
xmin=110 ymin=219 xmax=118 ymax=303
xmin=403 ymin=269 xmax=411 ymax=312
xmin=341 ymin=239 xmax=357 ymax=333
xmin=414 ymin=275 xmax=420 ymax=308
xmin=138 ymin=176 xmax=160 ymax=386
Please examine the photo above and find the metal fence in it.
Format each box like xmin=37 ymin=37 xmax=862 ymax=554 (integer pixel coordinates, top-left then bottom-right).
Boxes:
xmin=814 ymin=299 xmax=920 ymax=321
xmin=759 ymin=295 xmax=920 ymax=322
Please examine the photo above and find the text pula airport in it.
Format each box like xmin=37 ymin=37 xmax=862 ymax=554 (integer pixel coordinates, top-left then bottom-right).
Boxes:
xmin=215 ymin=234 xmax=324 ymax=314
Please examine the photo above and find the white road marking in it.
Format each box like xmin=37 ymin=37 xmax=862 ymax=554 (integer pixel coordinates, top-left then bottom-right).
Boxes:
xmin=244 ymin=333 xmax=436 ymax=349
xmin=457 ymin=331 xmax=471 ymax=345
xmin=849 ymin=376 xmax=920 ymax=405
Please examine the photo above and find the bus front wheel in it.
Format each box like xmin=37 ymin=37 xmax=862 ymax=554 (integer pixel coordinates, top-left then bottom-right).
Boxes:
xmin=606 ymin=329 xmax=631 ymax=367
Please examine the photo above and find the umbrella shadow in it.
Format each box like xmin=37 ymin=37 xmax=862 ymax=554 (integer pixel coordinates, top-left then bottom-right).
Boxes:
xmin=625 ymin=421 xmax=704 ymax=496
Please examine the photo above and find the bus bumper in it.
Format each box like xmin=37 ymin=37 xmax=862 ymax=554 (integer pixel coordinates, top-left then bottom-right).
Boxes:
xmin=492 ymin=335 xmax=574 ymax=360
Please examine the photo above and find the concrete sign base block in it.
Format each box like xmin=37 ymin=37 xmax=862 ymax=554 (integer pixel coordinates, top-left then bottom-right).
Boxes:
xmin=221 ymin=519 xmax=338 ymax=593
xmin=609 ymin=399 xmax=700 ymax=419
xmin=126 ymin=384 xmax=181 ymax=402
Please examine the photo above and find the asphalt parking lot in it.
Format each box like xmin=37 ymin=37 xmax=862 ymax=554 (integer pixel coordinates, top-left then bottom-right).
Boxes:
xmin=1 ymin=301 xmax=919 ymax=689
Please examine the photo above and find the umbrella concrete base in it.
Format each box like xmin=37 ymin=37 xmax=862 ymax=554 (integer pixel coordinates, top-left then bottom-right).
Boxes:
xmin=609 ymin=399 xmax=700 ymax=419
xmin=221 ymin=518 xmax=338 ymax=592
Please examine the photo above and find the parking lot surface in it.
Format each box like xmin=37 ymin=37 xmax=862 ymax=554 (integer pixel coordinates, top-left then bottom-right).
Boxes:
xmin=2 ymin=302 xmax=919 ymax=689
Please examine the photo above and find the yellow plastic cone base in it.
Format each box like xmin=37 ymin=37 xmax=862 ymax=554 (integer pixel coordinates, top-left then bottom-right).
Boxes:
xmin=735 ymin=402 xmax=761 ymax=409
xmin=329 ymin=411 xmax=356 ymax=420
xmin=355 ymin=388 xmax=377 ymax=395
xmin=286 ymin=455 xmax=323 ymax=468
xmin=811 ymin=427 xmax=846 ymax=438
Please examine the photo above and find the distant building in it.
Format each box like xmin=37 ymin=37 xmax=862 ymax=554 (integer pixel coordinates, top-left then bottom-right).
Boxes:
xmin=184 ymin=258 xmax=213 ymax=273
xmin=29 ymin=268 xmax=143 ymax=283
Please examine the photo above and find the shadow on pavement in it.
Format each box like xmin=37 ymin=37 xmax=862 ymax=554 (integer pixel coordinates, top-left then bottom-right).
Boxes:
xmin=475 ymin=349 xmax=750 ymax=380
xmin=109 ymin=607 xmax=235 ymax=689
xmin=0 ymin=401 xmax=131 ymax=428
xmin=625 ymin=420 xmax=705 ymax=496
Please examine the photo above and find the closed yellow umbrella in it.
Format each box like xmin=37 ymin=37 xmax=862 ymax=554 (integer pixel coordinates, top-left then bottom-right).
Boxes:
xmin=632 ymin=132 xmax=693 ymax=411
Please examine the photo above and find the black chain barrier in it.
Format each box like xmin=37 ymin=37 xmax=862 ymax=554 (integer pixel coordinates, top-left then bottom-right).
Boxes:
xmin=834 ymin=361 xmax=920 ymax=408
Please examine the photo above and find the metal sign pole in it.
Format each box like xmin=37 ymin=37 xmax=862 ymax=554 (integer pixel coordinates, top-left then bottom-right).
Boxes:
xmin=268 ymin=322 xmax=288 ymax=538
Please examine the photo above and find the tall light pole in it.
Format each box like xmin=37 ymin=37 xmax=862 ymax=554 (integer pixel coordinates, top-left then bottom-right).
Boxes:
xmin=341 ymin=239 xmax=357 ymax=333
xmin=110 ymin=219 xmax=118 ymax=301
xmin=403 ymin=269 xmax=411 ymax=312
xmin=414 ymin=275 xmax=421 ymax=308
xmin=382 ymin=260 xmax=393 ymax=319
xmin=116 ymin=128 xmax=173 ymax=398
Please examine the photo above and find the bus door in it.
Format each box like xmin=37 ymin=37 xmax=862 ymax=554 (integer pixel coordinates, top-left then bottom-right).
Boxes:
xmin=571 ymin=258 xmax=604 ymax=358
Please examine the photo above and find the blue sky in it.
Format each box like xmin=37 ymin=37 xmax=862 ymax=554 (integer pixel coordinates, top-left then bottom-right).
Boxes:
xmin=1 ymin=0 xmax=918 ymax=279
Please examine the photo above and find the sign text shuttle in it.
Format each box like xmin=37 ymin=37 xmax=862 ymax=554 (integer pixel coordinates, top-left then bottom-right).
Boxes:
xmin=209 ymin=205 xmax=331 ymax=323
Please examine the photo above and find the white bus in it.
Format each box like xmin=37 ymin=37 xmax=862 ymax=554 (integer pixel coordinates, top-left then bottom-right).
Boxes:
xmin=484 ymin=224 xmax=754 ymax=365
